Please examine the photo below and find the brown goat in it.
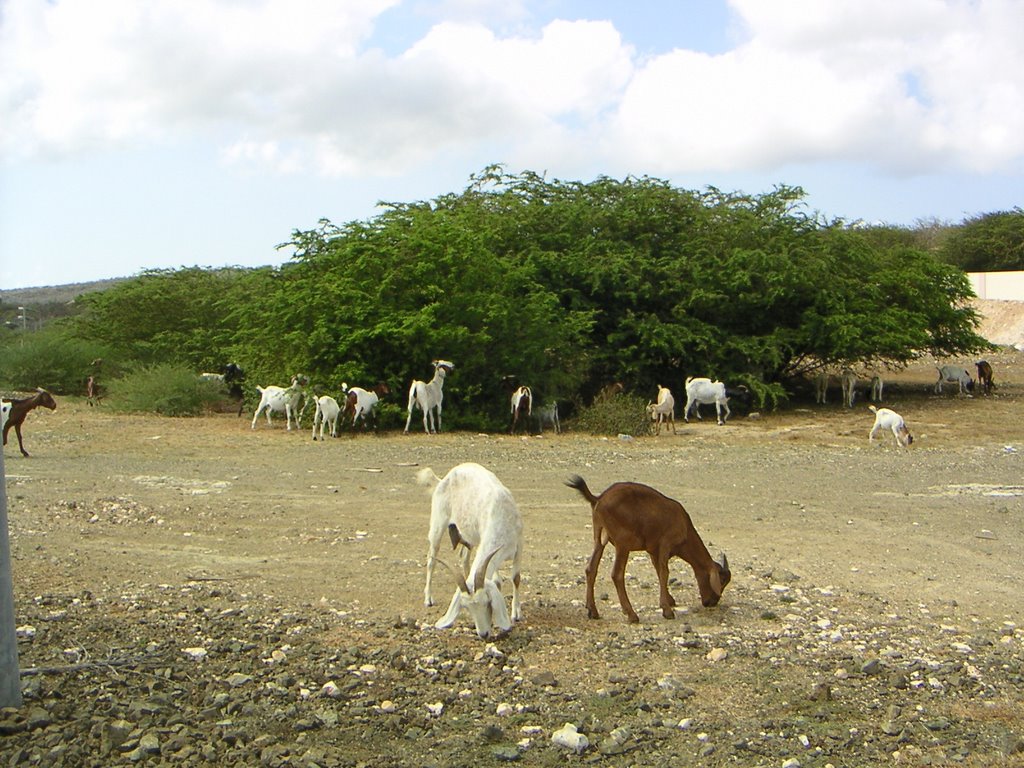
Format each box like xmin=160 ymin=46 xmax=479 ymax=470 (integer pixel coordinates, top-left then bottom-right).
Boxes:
xmin=566 ymin=475 xmax=730 ymax=622
xmin=976 ymin=360 xmax=995 ymax=395
xmin=3 ymin=388 xmax=57 ymax=457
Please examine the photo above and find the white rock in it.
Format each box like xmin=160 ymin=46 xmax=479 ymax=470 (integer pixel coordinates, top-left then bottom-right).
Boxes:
xmin=426 ymin=702 xmax=444 ymax=717
xmin=16 ymin=625 xmax=36 ymax=640
xmin=378 ymin=700 xmax=397 ymax=713
xmin=320 ymin=681 xmax=342 ymax=698
xmin=551 ymin=723 xmax=589 ymax=753
xmin=181 ymin=647 xmax=208 ymax=661
xmin=706 ymin=647 xmax=728 ymax=662
xmin=496 ymin=703 xmax=514 ymax=717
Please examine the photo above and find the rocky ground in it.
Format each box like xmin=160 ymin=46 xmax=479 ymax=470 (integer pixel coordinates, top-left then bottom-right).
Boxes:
xmin=1 ymin=355 xmax=1023 ymax=767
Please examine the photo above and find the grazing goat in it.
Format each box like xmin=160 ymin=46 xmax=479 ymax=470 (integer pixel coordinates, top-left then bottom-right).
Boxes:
xmin=251 ymin=374 xmax=308 ymax=430
xmin=565 ymin=476 xmax=730 ymax=622
xmin=85 ymin=375 xmax=103 ymax=406
xmin=594 ymin=381 xmax=625 ymax=403
xmin=868 ymin=405 xmax=913 ymax=449
xmin=537 ymin=401 xmax=561 ymax=434
xmin=199 ymin=362 xmax=246 ymax=415
xmin=3 ymin=388 xmax=57 ymax=457
xmin=509 ymin=385 xmax=532 ymax=435
xmin=935 ymin=365 xmax=974 ymax=395
xmin=404 ymin=360 xmax=454 ymax=434
xmin=683 ymin=377 xmax=731 ymax=425
xmin=646 ymin=385 xmax=676 ymax=435
xmin=311 ymin=395 xmax=341 ymax=440
xmin=419 ymin=463 xmax=523 ymax=638
xmin=344 ymin=382 xmax=390 ymax=430
xmin=976 ymin=360 xmax=995 ymax=395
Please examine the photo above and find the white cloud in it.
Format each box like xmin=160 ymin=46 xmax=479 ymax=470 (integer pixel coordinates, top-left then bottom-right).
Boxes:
xmin=1 ymin=0 xmax=1022 ymax=178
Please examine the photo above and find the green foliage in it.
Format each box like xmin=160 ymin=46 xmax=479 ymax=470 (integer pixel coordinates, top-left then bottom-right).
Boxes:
xmin=59 ymin=167 xmax=993 ymax=421
xmin=940 ymin=209 xmax=1024 ymax=271
xmin=0 ymin=325 xmax=112 ymax=395
xmin=573 ymin=393 xmax=652 ymax=437
xmin=106 ymin=364 xmax=226 ymax=417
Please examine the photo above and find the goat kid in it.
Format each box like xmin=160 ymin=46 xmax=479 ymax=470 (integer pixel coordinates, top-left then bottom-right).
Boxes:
xmin=509 ymin=386 xmax=532 ymax=435
xmin=405 ymin=360 xmax=454 ymax=434
xmin=419 ymin=463 xmax=523 ymax=638
xmin=251 ymin=374 xmax=308 ymax=430
xmin=868 ymin=405 xmax=913 ymax=449
xmin=646 ymin=385 xmax=676 ymax=435
xmin=311 ymin=395 xmax=341 ymax=440
xmin=566 ymin=476 xmax=729 ymax=622
xmin=935 ymin=365 xmax=974 ymax=395
xmin=3 ymin=388 xmax=57 ymax=457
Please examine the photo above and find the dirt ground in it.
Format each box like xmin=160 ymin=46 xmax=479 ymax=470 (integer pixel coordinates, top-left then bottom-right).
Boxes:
xmin=2 ymin=354 xmax=1023 ymax=767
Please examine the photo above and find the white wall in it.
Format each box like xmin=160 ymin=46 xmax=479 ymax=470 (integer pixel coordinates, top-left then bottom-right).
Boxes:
xmin=969 ymin=271 xmax=1024 ymax=301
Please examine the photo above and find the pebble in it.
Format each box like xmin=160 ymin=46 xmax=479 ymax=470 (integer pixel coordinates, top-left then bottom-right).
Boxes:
xmin=551 ymin=723 xmax=589 ymax=753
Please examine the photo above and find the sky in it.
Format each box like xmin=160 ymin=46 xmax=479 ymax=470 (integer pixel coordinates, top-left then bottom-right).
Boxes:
xmin=1 ymin=0 xmax=1022 ymax=291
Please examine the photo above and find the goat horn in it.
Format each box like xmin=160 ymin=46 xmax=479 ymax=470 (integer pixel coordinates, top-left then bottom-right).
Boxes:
xmin=430 ymin=557 xmax=469 ymax=594
xmin=474 ymin=549 xmax=499 ymax=592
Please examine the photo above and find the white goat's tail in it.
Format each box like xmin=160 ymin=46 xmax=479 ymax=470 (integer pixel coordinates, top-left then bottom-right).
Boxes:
xmin=416 ymin=467 xmax=442 ymax=490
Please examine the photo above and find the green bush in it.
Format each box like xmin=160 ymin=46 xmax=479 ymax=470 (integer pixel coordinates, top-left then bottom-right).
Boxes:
xmin=106 ymin=364 xmax=226 ymax=416
xmin=0 ymin=327 xmax=112 ymax=395
xmin=573 ymin=393 xmax=653 ymax=436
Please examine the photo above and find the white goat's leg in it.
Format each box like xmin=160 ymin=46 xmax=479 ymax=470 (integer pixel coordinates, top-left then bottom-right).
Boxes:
xmin=435 ymin=590 xmax=463 ymax=628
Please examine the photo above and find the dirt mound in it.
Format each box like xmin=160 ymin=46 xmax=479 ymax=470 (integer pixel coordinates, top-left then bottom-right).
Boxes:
xmin=974 ymin=299 xmax=1024 ymax=347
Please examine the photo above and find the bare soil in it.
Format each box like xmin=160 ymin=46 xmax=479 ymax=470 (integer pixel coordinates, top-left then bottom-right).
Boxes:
xmin=2 ymin=354 xmax=1023 ymax=767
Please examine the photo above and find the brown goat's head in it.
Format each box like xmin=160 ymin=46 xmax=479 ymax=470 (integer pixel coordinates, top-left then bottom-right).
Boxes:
xmin=699 ymin=554 xmax=731 ymax=607
xmin=36 ymin=389 xmax=57 ymax=410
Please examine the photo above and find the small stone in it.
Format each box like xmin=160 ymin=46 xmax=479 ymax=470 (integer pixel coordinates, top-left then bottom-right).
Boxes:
xmin=225 ymin=673 xmax=252 ymax=687
xmin=493 ymin=746 xmax=520 ymax=761
xmin=551 ymin=723 xmax=589 ymax=753
xmin=706 ymin=648 xmax=728 ymax=662
xmin=782 ymin=759 xmax=801 ymax=768
xmin=531 ymin=670 xmax=557 ymax=686
xmin=861 ymin=658 xmax=882 ymax=675
xmin=496 ymin=702 xmax=514 ymax=717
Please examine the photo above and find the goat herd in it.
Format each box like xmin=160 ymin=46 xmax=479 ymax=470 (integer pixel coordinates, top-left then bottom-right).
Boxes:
xmin=0 ymin=357 xmax=1004 ymax=639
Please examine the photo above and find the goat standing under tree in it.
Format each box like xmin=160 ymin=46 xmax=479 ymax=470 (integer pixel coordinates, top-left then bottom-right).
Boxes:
xmin=2 ymin=389 xmax=57 ymax=457
xmin=404 ymin=360 xmax=454 ymax=434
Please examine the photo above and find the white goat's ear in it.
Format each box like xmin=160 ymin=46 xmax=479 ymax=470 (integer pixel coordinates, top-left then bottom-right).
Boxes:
xmin=435 ymin=590 xmax=463 ymax=629
xmin=486 ymin=581 xmax=513 ymax=632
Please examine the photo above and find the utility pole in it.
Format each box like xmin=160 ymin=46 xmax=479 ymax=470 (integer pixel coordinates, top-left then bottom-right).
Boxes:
xmin=0 ymin=448 xmax=23 ymax=706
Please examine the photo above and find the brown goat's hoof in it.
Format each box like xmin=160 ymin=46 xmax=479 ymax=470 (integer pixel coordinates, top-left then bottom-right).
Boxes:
xmin=587 ymin=608 xmax=600 ymax=620
xmin=662 ymin=608 xmax=675 ymax=620
xmin=626 ymin=614 xmax=640 ymax=624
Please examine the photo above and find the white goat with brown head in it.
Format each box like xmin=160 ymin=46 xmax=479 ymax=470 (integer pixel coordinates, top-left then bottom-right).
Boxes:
xmin=419 ymin=463 xmax=523 ymax=638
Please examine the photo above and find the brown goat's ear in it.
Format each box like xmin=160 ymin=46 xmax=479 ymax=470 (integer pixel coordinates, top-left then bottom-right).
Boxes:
xmin=709 ymin=567 xmax=722 ymax=597
xmin=720 ymin=553 xmax=729 ymax=573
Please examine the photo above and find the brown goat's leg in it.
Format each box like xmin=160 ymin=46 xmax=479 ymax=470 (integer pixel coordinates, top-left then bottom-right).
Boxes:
xmin=649 ymin=552 xmax=676 ymax=619
xmin=610 ymin=548 xmax=639 ymax=623
xmin=15 ymin=424 xmax=29 ymax=457
xmin=584 ymin=541 xmax=606 ymax=619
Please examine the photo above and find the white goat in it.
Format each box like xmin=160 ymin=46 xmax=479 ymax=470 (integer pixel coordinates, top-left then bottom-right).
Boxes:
xmin=869 ymin=405 xmax=913 ymax=448
xmin=935 ymin=365 xmax=974 ymax=395
xmin=251 ymin=375 xmax=308 ymax=430
xmin=537 ymin=401 xmax=561 ymax=434
xmin=0 ymin=400 xmax=9 ymax=431
xmin=509 ymin=385 xmax=532 ymax=435
xmin=814 ymin=373 xmax=831 ymax=404
xmin=404 ymin=360 xmax=454 ymax=434
xmin=311 ymin=395 xmax=341 ymax=440
xmin=345 ymin=382 xmax=390 ymax=429
xmin=869 ymin=374 xmax=884 ymax=403
xmin=419 ymin=463 xmax=523 ymax=638
xmin=840 ymin=368 xmax=858 ymax=408
xmin=683 ymin=377 xmax=730 ymax=425
xmin=647 ymin=385 xmax=676 ymax=435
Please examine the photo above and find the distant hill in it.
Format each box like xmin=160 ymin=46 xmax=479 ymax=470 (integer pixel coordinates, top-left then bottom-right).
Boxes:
xmin=0 ymin=278 xmax=127 ymax=306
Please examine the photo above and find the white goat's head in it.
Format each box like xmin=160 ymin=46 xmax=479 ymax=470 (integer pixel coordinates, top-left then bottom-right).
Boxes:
xmin=432 ymin=551 xmax=511 ymax=639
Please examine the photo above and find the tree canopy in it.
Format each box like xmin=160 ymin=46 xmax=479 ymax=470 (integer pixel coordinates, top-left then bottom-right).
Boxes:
xmin=51 ymin=167 xmax=988 ymax=424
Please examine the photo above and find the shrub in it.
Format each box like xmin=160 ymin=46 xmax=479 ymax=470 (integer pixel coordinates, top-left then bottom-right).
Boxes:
xmin=106 ymin=364 xmax=226 ymax=416
xmin=573 ymin=393 xmax=652 ymax=436
xmin=0 ymin=327 xmax=112 ymax=395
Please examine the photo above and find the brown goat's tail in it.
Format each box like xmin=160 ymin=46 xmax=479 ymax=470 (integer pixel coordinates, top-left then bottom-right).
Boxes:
xmin=565 ymin=475 xmax=599 ymax=506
